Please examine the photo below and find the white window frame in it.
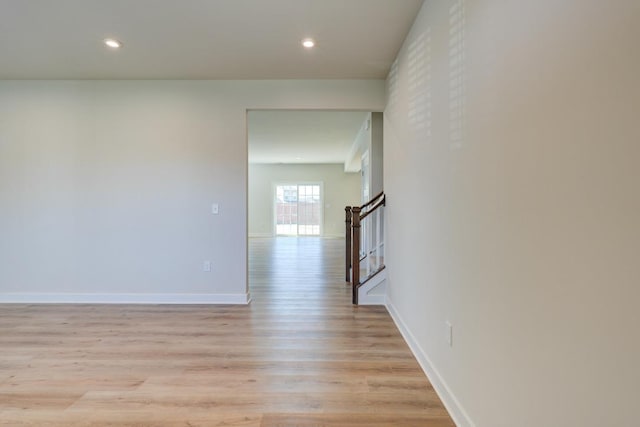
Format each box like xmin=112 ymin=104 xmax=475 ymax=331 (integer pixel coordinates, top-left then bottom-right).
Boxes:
xmin=272 ymin=181 xmax=324 ymax=237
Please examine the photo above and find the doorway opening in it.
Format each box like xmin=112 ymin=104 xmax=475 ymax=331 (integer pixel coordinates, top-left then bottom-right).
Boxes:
xmin=247 ymin=109 xmax=382 ymax=301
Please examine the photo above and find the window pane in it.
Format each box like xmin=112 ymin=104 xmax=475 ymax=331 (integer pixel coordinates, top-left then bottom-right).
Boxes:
xmin=275 ymin=183 xmax=321 ymax=236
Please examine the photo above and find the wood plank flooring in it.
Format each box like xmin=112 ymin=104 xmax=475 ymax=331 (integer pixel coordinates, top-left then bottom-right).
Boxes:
xmin=0 ymin=237 xmax=454 ymax=426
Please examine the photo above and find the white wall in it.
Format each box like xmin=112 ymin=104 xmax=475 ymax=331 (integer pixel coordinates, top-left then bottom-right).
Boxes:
xmin=344 ymin=116 xmax=368 ymax=173
xmin=344 ymin=112 xmax=384 ymax=197
xmin=370 ymin=112 xmax=384 ymax=196
xmin=248 ymin=163 xmax=360 ymax=238
xmin=0 ymin=80 xmax=384 ymax=303
xmin=384 ymin=1 xmax=639 ymax=426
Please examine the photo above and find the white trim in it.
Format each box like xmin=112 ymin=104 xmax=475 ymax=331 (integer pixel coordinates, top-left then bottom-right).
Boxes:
xmin=358 ymin=269 xmax=387 ymax=305
xmin=249 ymin=232 xmax=273 ymax=238
xmin=386 ymin=299 xmax=476 ymax=427
xmin=357 ymin=294 xmax=386 ymax=305
xmin=0 ymin=293 xmax=252 ymax=305
xmin=322 ymin=233 xmax=344 ymax=239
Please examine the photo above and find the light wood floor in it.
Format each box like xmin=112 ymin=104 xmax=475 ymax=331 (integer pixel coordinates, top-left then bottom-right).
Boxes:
xmin=0 ymin=237 xmax=454 ymax=426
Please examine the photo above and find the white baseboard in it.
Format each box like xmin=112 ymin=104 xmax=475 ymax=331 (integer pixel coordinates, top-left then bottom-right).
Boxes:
xmin=386 ymin=300 xmax=476 ymax=427
xmin=248 ymin=233 xmax=273 ymax=238
xmin=322 ymin=234 xmax=344 ymax=239
xmin=249 ymin=233 xmax=343 ymax=239
xmin=0 ymin=293 xmax=251 ymax=305
xmin=358 ymin=294 xmax=386 ymax=305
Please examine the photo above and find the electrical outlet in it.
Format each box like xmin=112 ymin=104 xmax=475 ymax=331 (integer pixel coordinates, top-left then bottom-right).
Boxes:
xmin=211 ymin=203 xmax=219 ymax=215
xmin=203 ymin=261 xmax=212 ymax=272
xmin=446 ymin=321 xmax=453 ymax=347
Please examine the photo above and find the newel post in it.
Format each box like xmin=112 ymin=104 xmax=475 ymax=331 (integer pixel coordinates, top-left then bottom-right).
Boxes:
xmin=345 ymin=206 xmax=352 ymax=282
xmin=351 ymin=206 xmax=362 ymax=305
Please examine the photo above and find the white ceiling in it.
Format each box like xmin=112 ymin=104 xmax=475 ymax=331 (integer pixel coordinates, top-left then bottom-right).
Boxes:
xmin=248 ymin=110 xmax=368 ymax=164
xmin=0 ymin=0 xmax=423 ymax=80
xmin=1 ymin=1 xmax=419 ymax=164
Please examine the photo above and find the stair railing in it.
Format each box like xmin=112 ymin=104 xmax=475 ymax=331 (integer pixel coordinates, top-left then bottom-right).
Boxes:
xmin=345 ymin=192 xmax=385 ymax=304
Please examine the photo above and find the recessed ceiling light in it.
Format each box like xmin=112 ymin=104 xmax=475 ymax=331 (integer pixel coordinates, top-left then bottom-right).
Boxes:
xmin=104 ymin=38 xmax=122 ymax=49
xmin=302 ymin=38 xmax=315 ymax=49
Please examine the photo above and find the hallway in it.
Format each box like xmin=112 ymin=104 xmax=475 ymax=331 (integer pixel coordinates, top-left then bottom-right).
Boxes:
xmin=248 ymin=237 xmax=454 ymax=425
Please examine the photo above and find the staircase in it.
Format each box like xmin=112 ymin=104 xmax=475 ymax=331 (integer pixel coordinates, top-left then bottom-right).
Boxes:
xmin=356 ymin=267 xmax=386 ymax=305
xmin=345 ymin=192 xmax=386 ymax=305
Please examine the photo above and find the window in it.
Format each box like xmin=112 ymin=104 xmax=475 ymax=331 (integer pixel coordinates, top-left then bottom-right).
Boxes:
xmin=275 ymin=184 xmax=321 ymax=236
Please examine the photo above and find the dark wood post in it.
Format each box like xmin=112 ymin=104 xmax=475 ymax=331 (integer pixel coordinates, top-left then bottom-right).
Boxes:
xmin=345 ymin=206 xmax=352 ymax=282
xmin=351 ymin=206 xmax=362 ymax=305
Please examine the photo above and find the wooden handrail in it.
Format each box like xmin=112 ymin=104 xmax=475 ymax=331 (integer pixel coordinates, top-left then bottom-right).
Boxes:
xmin=359 ymin=195 xmax=385 ymax=221
xmin=359 ymin=191 xmax=384 ymax=210
xmin=345 ymin=206 xmax=352 ymax=282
